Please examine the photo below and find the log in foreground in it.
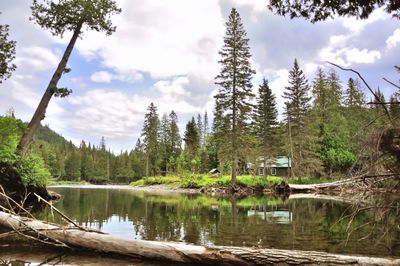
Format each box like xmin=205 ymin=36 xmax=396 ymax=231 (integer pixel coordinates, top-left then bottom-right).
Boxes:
xmin=0 ymin=211 xmax=399 ymax=265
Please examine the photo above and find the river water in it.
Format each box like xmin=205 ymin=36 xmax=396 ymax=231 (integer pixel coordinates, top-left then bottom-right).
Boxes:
xmin=1 ymin=186 xmax=400 ymax=264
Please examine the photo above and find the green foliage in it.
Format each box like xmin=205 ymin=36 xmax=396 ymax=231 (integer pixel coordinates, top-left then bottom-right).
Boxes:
xmin=0 ymin=116 xmax=24 ymax=161
xmin=284 ymin=59 xmax=314 ymax=177
xmin=214 ymin=8 xmax=255 ymax=184
xmin=50 ymin=85 xmax=72 ymax=98
xmin=235 ymin=175 xmax=282 ymax=188
xmin=141 ymin=102 xmax=160 ymax=176
xmin=0 ymin=116 xmax=49 ymax=187
xmin=130 ymin=174 xmax=283 ymax=189
xmin=268 ymin=0 xmax=400 ymax=22
xmin=17 ymin=153 xmax=50 ymax=187
xmin=0 ymin=21 xmax=16 ymax=83
xmin=254 ymin=78 xmax=279 ymax=164
xmin=47 ymin=180 xmax=88 ymax=185
xmin=31 ymin=0 xmax=121 ymax=37
xmin=184 ymin=117 xmax=200 ymax=163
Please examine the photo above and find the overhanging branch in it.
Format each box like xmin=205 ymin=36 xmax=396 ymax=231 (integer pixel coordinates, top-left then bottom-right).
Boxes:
xmin=326 ymin=61 xmax=394 ymax=126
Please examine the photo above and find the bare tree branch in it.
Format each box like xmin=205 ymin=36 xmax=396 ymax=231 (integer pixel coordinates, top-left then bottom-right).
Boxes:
xmin=383 ymin=77 xmax=400 ymax=90
xmin=326 ymin=61 xmax=394 ymax=126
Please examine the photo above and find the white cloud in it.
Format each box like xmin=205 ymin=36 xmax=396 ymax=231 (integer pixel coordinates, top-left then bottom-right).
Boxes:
xmin=386 ymin=28 xmax=400 ymax=49
xmin=63 ymin=79 xmax=201 ymax=145
xmin=90 ymin=71 xmax=113 ymax=83
xmin=76 ymin=0 xmax=225 ymax=80
xmin=345 ymin=48 xmax=381 ymax=64
xmin=90 ymin=70 xmax=143 ymax=83
xmin=319 ymin=47 xmax=349 ymax=66
xmin=341 ymin=7 xmax=387 ymax=33
xmin=230 ymin=0 xmax=267 ymax=22
xmin=15 ymin=46 xmax=60 ymax=72
xmin=154 ymin=77 xmax=190 ymax=97
xmin=319 ymin=34 xmax=381 ymax=66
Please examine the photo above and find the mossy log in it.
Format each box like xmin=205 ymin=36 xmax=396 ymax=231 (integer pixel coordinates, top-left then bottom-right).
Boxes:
xmin=0 ymin=211 xmax=399 ymax=265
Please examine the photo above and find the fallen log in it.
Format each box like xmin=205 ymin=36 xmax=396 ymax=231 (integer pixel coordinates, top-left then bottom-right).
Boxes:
xmin=0 ymin=211 xmax=399 ymax=265
xmin=287 ymin=174 xmax=398 ymax=193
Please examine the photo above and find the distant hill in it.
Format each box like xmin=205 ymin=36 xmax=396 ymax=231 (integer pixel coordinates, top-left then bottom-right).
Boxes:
xmin=33 ymin=124 xmax=72 ymax=148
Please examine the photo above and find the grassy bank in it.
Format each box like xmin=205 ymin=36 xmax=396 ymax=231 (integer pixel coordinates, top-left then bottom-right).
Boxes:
xmin=130 ymin=174 xmax=337 ymax=189
xmin=47 ymin=180 xmax=90 ymax=186
xmin=130 ymin=174 xmax=283 ymax=189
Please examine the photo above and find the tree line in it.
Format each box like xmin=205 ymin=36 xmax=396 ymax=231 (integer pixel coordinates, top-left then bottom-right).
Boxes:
xmin=1 ymin=5 xmax=399 ymax=186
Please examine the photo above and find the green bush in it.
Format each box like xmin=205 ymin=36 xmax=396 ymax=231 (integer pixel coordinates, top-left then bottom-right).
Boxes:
xmin=180 ymin=174 xmax=219 ymax=188
xmin=0 ymin=116 xmax=50 ymax=188
xmin=130 ymin=174 xmax=284 ymax=189
xmin=16 ymin=153 xmax=50 ymax=187
xmin=236 ymin=175 xmax=283 ymax=188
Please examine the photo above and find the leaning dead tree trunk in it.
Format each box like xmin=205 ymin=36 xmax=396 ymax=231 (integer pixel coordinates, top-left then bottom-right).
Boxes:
xmin=0 ymin=211 xmax=399 ymax=265
xmin=17 ymin=21 xmax=83 ymax=156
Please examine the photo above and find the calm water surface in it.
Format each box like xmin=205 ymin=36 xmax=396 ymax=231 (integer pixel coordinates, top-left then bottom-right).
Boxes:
xmin=33 ymin=186 xmax=400 ymax=258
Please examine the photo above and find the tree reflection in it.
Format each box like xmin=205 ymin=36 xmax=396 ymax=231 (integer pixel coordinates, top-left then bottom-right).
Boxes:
xmin=35 ymin=188 xmax=400 ymax=257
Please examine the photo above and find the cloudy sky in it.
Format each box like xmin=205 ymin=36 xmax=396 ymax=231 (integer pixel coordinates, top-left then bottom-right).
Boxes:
xmin=0 ymin=0 xmax=399 ymax=152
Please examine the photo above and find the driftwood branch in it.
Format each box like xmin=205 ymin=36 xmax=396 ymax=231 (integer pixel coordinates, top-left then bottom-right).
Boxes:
xmin=383 ymin=77 xmax=400 ymax=90
xmin=326 ymin=61 xmax=394 ymax=125
xmin=0 ymin=210 xmax=399 ymax=265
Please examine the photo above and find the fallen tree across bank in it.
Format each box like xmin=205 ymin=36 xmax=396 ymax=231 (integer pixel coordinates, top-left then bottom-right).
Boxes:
xmin=0 ymin=210 xmax=399 ymax=266
xmin=284 ymin=173 xmax=399 ymax=193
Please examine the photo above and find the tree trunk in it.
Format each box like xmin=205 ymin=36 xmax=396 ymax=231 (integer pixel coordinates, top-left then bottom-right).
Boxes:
xmin=0 ymin=211 xmax=399 ymax=265
xmin=231 ymin=156 xmax=237 ymax=186
xmin=17 ymin=21 xmax=83 ymax=156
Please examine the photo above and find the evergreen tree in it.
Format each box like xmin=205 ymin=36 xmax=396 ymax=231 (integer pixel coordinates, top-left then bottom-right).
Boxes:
xmin=197 ymin=114 xmax=203 ymax=147
xmin=371 ymin=88 xmax=387 ymax=126
xmin=141 ymin=103 xmax=160 ymax=176
xmin=168 ymin=111 xmax=182 ymax=172
xmin=203 ymin=111 xmax=209 ymax=145
xmin=183 ymin=117 xmax=200 ymax=171
xmin=325 ymin=69 xmax=342 ymax=107
xmin=344 ymin=78 xmax=365 ymax=107
xmin=64 ymin=148 xmax=81 ymax=180
xmin=312 ymin=69 xmax=354 ymax=175
xmin=159 ymin=113 xmax=170 ymax=174
xmin=131 ymin=139 xmax=146 ymax=178
xmin=254 ymin=78 xmax=278 ymax=176
xmin=214 ymin=8 xmax=255 ymax=185
xmin=389 ymin=94 xmax=400 ymax=124
xmin=100 ymin=136 xmax=106 ymax=151
xmin=283 ymin=59 xmax=311 ymax=177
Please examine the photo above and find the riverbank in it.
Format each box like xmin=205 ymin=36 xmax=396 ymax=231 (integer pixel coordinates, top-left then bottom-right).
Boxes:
xmin=48 ymin=183 xmax=201 ymax=194
xmin=47 ymin=175 xmax=338 ymax=197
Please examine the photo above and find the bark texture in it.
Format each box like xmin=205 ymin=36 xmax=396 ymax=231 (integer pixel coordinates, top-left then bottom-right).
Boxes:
xmin=17 ymin=21 xmax=83 ymax=156
xmin=0 ymin=211 xmax=399 ymax=265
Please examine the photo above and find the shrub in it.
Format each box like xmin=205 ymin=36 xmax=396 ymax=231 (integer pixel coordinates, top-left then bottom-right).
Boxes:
xmin=16 ymin=153 xmax=50 ymax=187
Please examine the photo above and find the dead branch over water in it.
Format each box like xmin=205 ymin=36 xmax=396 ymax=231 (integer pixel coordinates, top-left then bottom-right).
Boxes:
xmin=1 ymin=210 xmax=400 ymax=265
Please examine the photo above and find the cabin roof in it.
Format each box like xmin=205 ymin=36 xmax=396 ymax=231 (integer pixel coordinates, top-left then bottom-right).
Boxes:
xmin=258 ymin=156 xmax=291 ymax=168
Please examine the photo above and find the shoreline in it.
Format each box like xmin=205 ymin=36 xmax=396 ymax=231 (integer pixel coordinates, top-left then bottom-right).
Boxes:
xmin=48 ymin=184 xmax=201 ymax=194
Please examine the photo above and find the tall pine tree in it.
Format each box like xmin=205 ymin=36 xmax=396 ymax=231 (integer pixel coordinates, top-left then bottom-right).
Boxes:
xmin=284 ymin=59 xmax=311 ymax=177
xmin=214 ymin=8 xmax=255 ymax=185
xmin=254 ymin=78 xmax=278 ymax=176
xmin=141 ymin=103 xmax=160 ymax=177
xmin=168 ymin=111 xmax=182 ymax=172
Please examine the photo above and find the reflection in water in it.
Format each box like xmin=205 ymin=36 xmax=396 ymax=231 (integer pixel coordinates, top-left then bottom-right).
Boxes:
xmin=247 ymin=209 xmax=292 ymax=224
xmin=36 ymin=187 xmax=400 ymax=257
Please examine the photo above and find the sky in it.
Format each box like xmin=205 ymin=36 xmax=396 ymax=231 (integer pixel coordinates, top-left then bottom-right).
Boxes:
xmin=0 ymin=0 xmax=399 ymax=152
